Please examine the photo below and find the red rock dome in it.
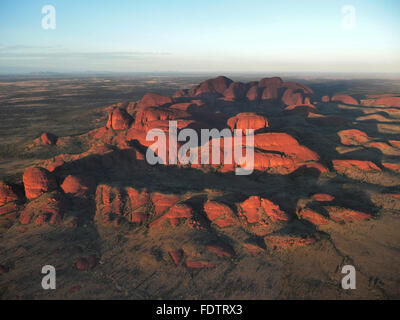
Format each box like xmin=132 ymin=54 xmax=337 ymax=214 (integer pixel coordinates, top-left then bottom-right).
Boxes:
xmin=138 ymin=93 xmax=173 ymax=108
xmin=61 ymin=175 xmax=94 ymax=197
xmin=23 ymin=167 xmax=57 ymax=200
xmin=227 ymin=113 xmax=269 ymax=133
xmin=106 ymin=108 xmax=133 ymax=130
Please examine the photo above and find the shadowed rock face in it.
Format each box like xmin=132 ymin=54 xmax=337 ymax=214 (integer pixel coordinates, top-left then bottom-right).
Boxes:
xmin=338 ymin=129 xmax=370 ymax=146
xmin=137 ymin=93 xmax=173 ymax=109
xmin=0 ymin=181 xmax=22 ymax=206
xmin=2 ymin=75 xmax=400 ymax=300
xmin=60 ymin=175 xmax=95 ymax=197
xmin=221 ymin=82 xmax=248 ymax=101
xmin=106 ymin=108 xmax=133 ymax=130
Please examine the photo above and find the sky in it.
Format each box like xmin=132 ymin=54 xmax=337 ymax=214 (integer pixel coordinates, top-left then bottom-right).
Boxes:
xmin=0 ymin=0 xmax=399 ymax=74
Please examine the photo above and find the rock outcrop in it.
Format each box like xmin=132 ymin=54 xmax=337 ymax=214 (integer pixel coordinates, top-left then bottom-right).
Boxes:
xmin=338 ymin=129 xmax=370 ymax=146
xmin=106 ymin=108 xmax=133 ymax=130
xmin=137 ymin=93 xmax=173 ymax=109
xmin=227 ymin=113 xmax=269 ymax=133
xmin=23 ymin=167 xmax=57 ymax=200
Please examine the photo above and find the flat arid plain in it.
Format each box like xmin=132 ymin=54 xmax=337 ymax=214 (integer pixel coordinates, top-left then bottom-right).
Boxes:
xmin=1 ymin=74 xmax=400 ymax=299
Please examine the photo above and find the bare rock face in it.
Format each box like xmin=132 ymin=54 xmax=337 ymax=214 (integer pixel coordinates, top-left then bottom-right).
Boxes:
xmin=23 ymin=167 xmax=57 ymax=200
xmin=190 ymin=76 xmax=233 ymax=97
xmin=189 ymin=131 xmax=322 ymax=175
xmin=338 ymin=129 xmax=370 ymax=146
xmin=0 ymin=181 xmax=22 ymax=206
xmin=382 ymin=162 xmax=400 ymax=172
xmin=106 ymin=108 xmax=133 ymax=130
xmin=312 ymin=194 xmax=335 ymax=202
xmin=332 ymin=160 xmax=381 ymax=173
xmin=151 ymin=193 xmax=181 ymax=215
xmin=174 ymin=75 xmax=313 ymax=107
xmin=250 ymin=133 xmax=321 ymax=174
xmin=281 ymin=88 xmax=305 ymax=106
xmin=331 ymin=94 xmax=359 ymax=105
xmin=153 ymin=203 xmax=194 ymax=229
xmin=258 ymin=77 xmax=283 ymax=88
xmin=133 ymin=107 xmax=190 ymax=130
xmin=259 ymin=77 xmax=283 ymax=101
xmin=238 ymin=196 xmax=289 ymax=235
xmin=298 ymin=208 xmax=329 ymax=226
xmin=222 ymin=82 xmax=248 ymax=101
xmin=60 ymin=175 xmax=95 ymax=197
xmin=137 ymin=93 xmax=173 ymax=109
xmin=204 ymin=201 xmax=238 ymax=228
xmin=227 ymin=113 xmax=269 ymax=133
xmin=253 ymin=133 xmax=319 ymax=162
xmin=246 ymin=84 xmax=260 ymax=101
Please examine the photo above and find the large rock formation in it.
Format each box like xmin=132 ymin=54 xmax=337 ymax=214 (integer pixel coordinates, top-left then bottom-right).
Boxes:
xmin=60 ymin=175 xmax=95 ymax=197
xmin=338 ymin=129 xmax=370 ymax=146
xmin=227 ymin=113 xmax=269 ymax=133
xmin=106 ymin=108 xmax=133 ymax=130
xmin=23 ymin=167 xmax=57 ymax=200
xmin=175 ymin=76 xmax=313 ymax=106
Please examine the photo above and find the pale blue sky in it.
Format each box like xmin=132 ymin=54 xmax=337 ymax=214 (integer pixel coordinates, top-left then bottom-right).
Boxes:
xmin=0 ymin=0 xmax=399 ymax=73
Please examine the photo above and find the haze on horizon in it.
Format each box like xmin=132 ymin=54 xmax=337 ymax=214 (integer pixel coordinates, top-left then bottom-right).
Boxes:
xmin=0 ymin=0 xmax=399 ymax=74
